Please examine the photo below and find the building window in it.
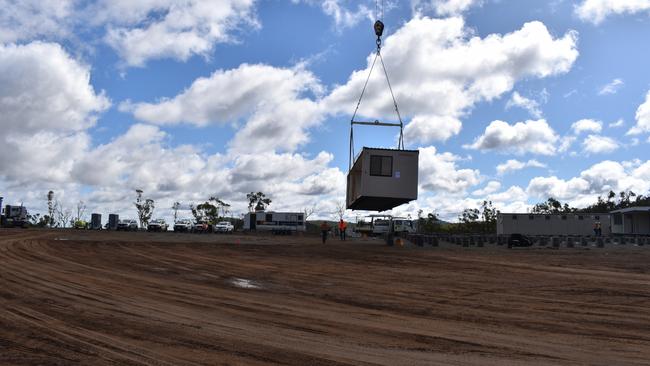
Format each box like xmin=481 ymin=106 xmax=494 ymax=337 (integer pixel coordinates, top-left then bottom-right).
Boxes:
xmin=613 ymin=214 xmax=622 ymax=225
xmin=595 ymin=215 xmax=600 ymax=220
xmin=578 ymin=215 xmax=584 ymax=220
xmin=545 ymin=215 xmax=550 ymax=220
xmin=561 ymin=215 xmax=567 ymax=220
xmin=369 ymin=155 xmax=393 ymax=177
xmin=266 ymin=214 xmax=273 ymax=222
xmin=529 ymin=215 xmax=534 ymax=220
xmin=512 ymin=215 xmax=518 ymax=220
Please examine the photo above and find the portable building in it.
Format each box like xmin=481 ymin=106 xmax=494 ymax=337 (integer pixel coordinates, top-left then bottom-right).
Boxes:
xmin=610 ymin=207 xmax=650 ymax=236
xmin=244 ymin=211 xmax=305 ymax=233
xmin=90 ymin=213 xmax=102 ymax=230
xmin=346 ymin=147 xmax=419 ymax=211
xmin=497 ymin=213 xmax=610 ymax=236
xmin=108 ymin=214 xmax=119 ymax=230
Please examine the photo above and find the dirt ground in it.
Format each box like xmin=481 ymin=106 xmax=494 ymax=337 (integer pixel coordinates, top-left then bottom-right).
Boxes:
xmin=1 ymin=229 xmax=649 ymax=366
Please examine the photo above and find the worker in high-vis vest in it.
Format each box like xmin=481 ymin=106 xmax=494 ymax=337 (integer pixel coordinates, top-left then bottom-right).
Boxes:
xmin=338 ymin=219 xmax=347 ymax=241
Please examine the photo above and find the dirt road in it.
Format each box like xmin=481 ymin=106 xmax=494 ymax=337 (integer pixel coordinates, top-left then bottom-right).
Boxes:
xmin=1 ymin=229 xmax=649 ymax=365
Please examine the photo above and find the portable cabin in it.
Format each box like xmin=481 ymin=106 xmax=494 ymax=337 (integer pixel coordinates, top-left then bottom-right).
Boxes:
xmin=497 ymin=213 xmax=610 ymax=236
xmin=347 ymin=147 xmax=419 ymax=211
xmin=108 ymin=214 xmax=119 ymax=230
xmin=244 ymin=211 xmax=306 ymax=234
xmin=610 ymin=207 xmax=650 ymax=236
xmin=90 ymin=213 xmax=102 ymax=230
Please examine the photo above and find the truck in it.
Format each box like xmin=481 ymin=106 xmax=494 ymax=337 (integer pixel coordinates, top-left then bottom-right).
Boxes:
xmin=117 ymin=219 xmax=138 ymax=231
xmin=173 ymin=218 xmax=192 ymax=232
xmin=243 ymin=211 xmax=305 ymax=235
xmin=214 ymin=221 xmax=234 ymax=233
xmin=147 ymin=219 xmax=169 ymax=232
xmin=1 ymin=204 xmax=29 ymax=228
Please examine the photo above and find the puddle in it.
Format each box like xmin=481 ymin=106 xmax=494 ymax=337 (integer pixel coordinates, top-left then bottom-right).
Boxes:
xmin=229 ymin=278 xmax=261 ymax=289
xmin=54 ymin=238 xmax=70 ymax=241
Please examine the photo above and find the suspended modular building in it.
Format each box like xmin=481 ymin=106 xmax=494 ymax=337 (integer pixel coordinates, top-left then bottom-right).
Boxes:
xmin=347 ymin=147 xmax=419 ymax=211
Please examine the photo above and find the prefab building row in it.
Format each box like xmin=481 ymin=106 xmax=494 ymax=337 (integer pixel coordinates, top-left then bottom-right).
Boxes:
xmin=244 ymin=211 xmax=306 ymax=233
xmin=497 ymin=213 xmax=610 ymax=236
xmin=610 ymin=207 xmax=650 ymax=236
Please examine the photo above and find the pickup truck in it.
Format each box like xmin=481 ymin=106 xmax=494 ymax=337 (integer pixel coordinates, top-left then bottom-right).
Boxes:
xmin=117 ymin=219 xmax=139 ymax=231
xmin=174 ymin=219 xmax=192 ymax=232
xmin=192 ymin=220 xmax=212 ymax=234
xmin=214 ymin=221 xmax=234 ymax=233
xmin=147 ymin=219 xmax=169 ymax=232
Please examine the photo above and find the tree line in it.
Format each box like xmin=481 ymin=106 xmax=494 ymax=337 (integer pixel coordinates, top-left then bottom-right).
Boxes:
xmin=416 ymin=190 xmax=650 ymax=235
xmin=27 ymin=190 xmax=273 ymax=228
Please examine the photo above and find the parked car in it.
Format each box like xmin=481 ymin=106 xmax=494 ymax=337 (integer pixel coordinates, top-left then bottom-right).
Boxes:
xmin=193 ymin=219 xmax=212 ymax=234
xmin=507 ymin=233 xmax=533 ymax=248
xmin=173 ymin=218 xmax=193 ymax=232
xmin=147 ymin=219 xmax=169 ymax=232
xmin=117 ymin=219 xmax=139 ymax=231
xmin=214 ymin=221 xmax=234 ymax=233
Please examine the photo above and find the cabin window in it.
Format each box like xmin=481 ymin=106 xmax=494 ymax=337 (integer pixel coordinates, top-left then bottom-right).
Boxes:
xmin=545 ymin=215 xmax=551 ymax=220
xmin=529 ymin=215 xmax=534 ymax=220
xmin=512 ymin=215 xmax=518 ymax=220
xmin=578 ymin=215 xmax=584 ymax=220
xmin=297 ymin=215 xmax=303 ymax=221
xmin=369 ymin=155 xmax=393 ymax=177
xmin=265 ymin=214 xmax=273 ymax=222
xmin=561 ymin=215 xmax=567 ymax=220
xmin=595 ymin=215 xmax=600 ymax=220
xmin=613 ymin=214 xmax=622 ymax=225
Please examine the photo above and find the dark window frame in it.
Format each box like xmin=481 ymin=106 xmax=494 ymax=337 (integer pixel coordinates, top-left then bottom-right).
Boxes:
xmin=512 ymin=215 xmax=518 ymax=220
xmin=369 ymin=155 xmax=393 ymax=177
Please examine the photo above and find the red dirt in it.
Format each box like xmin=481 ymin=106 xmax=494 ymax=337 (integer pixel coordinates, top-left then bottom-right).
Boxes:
xmin=1 ymin=229 xmax=649 ymax=365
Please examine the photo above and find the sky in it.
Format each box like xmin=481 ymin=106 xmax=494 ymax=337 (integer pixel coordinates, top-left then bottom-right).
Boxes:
xmin=1 ymin=0 xmax=650 ymax=223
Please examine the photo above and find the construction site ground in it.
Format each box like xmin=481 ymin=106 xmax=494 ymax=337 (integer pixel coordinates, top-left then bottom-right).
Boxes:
xmin=1 ymin=229 xmax=649 ymax=366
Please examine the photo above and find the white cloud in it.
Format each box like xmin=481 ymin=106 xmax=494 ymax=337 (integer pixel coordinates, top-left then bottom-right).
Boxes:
xmin=598 ymin=78 xmax=624 ymax=95
xmin=628 ymin=90 xmax=650 ymax=135
xmin=412 ymin=0 xmax=482 ymax=16
xmin=609 ymin=118 xmax=625 ymax=128
xmin=467 ymin=119 xmax=559 ymax=155
xmin=527 ymin=160 xmax=650 ymax=204
xmin=472 ymin=181 xmax=501 ymax=196
xmin=582 ymin=135 xmax=619 ymax=154
xmin=496 ymin=159 xmax=547 ymax=175
xmin=0 ymin=0 xmax=77 ymax=43
xmin=321 ymin=17 xmax=578 ymax=145
xmin=418 ymin=146 xmax=481 ymax=194
xmin=506 ymin=91 xmax=542 ymax=118
xmin=488 ymin=185 xmax=528 ymax=203
xmin=0 ymin=42 xmax=110 ymax=184
xmin=101 ymin=0 xmax=259 ymax=67
xmin=123 ymin=63 xmax=324 ymax=153
xmin=292 ymin=0 xmax=373 ymax=29
xmin=576 ymin=0 xmax=650 ymax=24
xmin=571 ymin=118 xmax=603 ymax=134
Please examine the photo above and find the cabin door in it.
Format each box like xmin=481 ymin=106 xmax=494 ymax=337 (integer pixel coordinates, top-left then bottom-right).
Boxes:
xmin=250 ymin=214 xmax=256 ymax=230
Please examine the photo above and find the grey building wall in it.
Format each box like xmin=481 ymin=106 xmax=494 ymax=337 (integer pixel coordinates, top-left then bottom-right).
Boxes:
xmin=497 ymin=213 xmax=610 ymax=236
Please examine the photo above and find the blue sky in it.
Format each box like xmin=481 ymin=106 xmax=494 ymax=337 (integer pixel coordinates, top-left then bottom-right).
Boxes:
xmin=1 ymin=0 xmax=650 ymax=222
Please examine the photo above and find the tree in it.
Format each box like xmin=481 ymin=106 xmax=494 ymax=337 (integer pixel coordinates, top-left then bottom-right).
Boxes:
xmin=480 ymin=200 xmax=498 ymax=233
xmin=54 ymin=201 xmax=72 ymax=228
xmin=47 ymin=190 xmax=55 ymax=227
xmin=190 ymin=201 xmax=218 ymax=224
xmin=334 ymin=201 xmax=346 ymax=221
xmin=134 ymin=189 xmax=155 ymax=228
xmin=247 ymin=192 xmax=271 ymax=212
xmin=172 ymin=202 xmax=181 ymax=223
xmin=303 ymin=205 xmax=316 ymax=221
xmin=75 ymin=200 xmax=86 ymax=222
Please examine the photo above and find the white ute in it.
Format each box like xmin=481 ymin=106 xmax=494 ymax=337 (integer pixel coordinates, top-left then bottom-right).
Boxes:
xmin=214 ymin=221 xmax=234 ymax=233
